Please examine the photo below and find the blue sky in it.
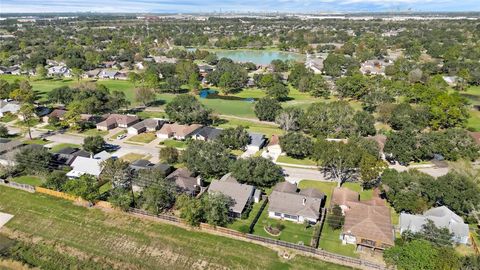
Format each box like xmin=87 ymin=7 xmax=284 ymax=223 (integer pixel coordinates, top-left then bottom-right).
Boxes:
xmin=1 ymin=0 xmax=479 ymax=13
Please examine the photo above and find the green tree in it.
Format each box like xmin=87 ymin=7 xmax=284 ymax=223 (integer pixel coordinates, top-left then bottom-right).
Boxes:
xmin=359 ymin=153 xmax=386 ymax=189
xmin=141 ymin=177 xmax=177 ymax=215
xmin=176 ymin=194 xmax=204 ymax=226
xmin=63 ymin=174 xmax=100 ymax=202
xmin=83 ymin=135 xmax=105 ymax=156
xmin=428 ymin=92 xmax=468 ymax=129
xmin=384 ymin=129 xmax=418 ymax=164
xmin=279 ymin=132 xmax=313 ymax=159
xmin=18 ymin=103 xmax=35 ymax=140
xmin=100 ymin=158 xmax=133 ymax=189
xmin=15 ymin=145 xmax=52 ymax=174
xmin=275 ymin=107 xmax=304 ymax=131
xmin=353 ymin=111 xmax=376 ymax=137
xmin=35 ymin=64 xmax=47 ymax=79
xmin=217 ymin=126 xmax=250 ymax=150
xmin=202 ymin=192 xmax=233 ymax=227
xmin=165 ymin=94 xmax=211 ymax=125
xmin=230 ymin=157 xmax=284 ymax=188
xmin=188 ymin=73 xmax=200 ymax=92
xmin=0 ymin=124 xmax=8 ymax=137
xmin=108 ymin=188 xmax=134 ymax=211
xmin=183 ymin=141 xmax=231 ymax=178
xmin=327 ymin=205 xmax=344 ymax=230
xmin=266 ymin=83 xmax=289 ymax=101
xmin=159 ymin=146 xmax=179 ymax=164
xmin=384 ymin=240 xmax=442 ymax=270
xmin=135 ymin=87 xmax=156 ymax=106
xmin=43 ymin=171 xmax=68 ymax=191
xmin=71 ymin=68 xmax=83 ymax=82
xmin=254 ymin=97 xmax=281 ymax=121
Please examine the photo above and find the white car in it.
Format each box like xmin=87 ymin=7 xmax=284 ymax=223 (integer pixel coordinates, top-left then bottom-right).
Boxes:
xmin=117 ymin=134 xmax=127 ymax=140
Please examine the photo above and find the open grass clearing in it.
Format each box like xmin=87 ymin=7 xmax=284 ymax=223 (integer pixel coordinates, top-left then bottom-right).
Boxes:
xmin=120 ymin=152 xmax=150 ymax=163
xmin=0 ymin=186 xmax=354 ymax=270
xmin=49 ymin=143 xmax=80 ymax=153
xmin=160 ymin=139 xmax=187 ymax=149
xmin=10 ymin=175 xmax=43 ymax=186
xmin=217 ymin=117 xmax=284 ymax=137
xmin=319 ymin=223 xmax=359 ymax=258
xmin=75 ymin=128 xmax=109 ymax=137
xmin=127 ymin=132 xmax=156 ymax=144
xmin=276 ymin=155 xmax=317 ymax=166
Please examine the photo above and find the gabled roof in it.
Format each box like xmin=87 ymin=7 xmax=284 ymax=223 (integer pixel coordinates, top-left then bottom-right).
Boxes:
xmin=248 ymin=132 xmax=266 ymax=148
xmin=97 ymin=114 xmax=139 ymax=127
xmin=158 ymin=123 xmax=203 ymax=137
xmin=130 ymin=119 xmax=163 ymax=130
xmin=331 ymin=187 xmax=360 ymax=207
xmin=193 ymin=126 xmax=222 ymax=140
xmin=268 ymin=190 xmax=322 ymax=220
xmin=209 ymin=179 xmax=255 ymax=214
xmin=166 ymin=168 xmax=198 ymax=193
xmin=48 ymin=109 xmax=67 ymax=118
xmin=273 ymin=181 xmax=297 ymax=193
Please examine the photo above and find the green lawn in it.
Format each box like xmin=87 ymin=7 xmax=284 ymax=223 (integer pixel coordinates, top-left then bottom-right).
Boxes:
xmin=468 ymin=110 xmax=480 ymax=131
xmin=136 ymin=111 xmax=167 ymax=119
xmin=319 ymin=223 xmax=359 ymax=258
xmin=276 ymin=156 xmax=317 ymax=166
xmin=230 ymin=149 xmax=244 ymax=157
xmin=10 ymin=175 xmax=43 ymax=186
xmin=228 ymin=200 xmax=264 ymax=232
xmin=49 ymin=143 xmax=80 ymax=153
xmin=99 ymin=181 xmax=112 ymax=194
xmin=160 ymin=139 xmax=187 ymax=149
xmin=252 ymin=203 xmax=314 ymax=246
xmin=217 ymin=117 xmax=284 ymax=137
xmin=297 ymin=180 xmax=373 ymax=207
xmin=127 ymin=132 xmax=156 ymax=144
xmin=109 ymin=129 xmax=127 ymax=140
xmin=120 ymin=153 xmax=150 ymax=162
xmin=0 ymin=186 xmax=354 ymax=270
xmin=0 ymin=113 xmax=17 ymax=123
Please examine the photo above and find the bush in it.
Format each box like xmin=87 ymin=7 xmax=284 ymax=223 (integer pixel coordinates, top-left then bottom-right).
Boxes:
xmin=238 ymin=225 xmax=250 ymax=233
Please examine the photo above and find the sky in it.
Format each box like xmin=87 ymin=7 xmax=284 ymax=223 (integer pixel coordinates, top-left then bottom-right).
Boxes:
xmin=1 ymin=0 xmax=479 ymax=14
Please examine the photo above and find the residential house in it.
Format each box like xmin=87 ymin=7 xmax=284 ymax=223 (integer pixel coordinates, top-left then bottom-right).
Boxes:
xmin=333 ymin=188 xmax=394 ymax=251
xmin=305 ymin=56 xmax=324 ymax=74
xmin=246 ymin=132 xmax=267 ymax=152
xmin=42 ymin=109 xmax=67 ymax=123
xmin=66 ymin=151 xmax=111 ymax=178
xmin=102 ymin=61 xmax=116 ymax=68
xmin=83 ymin=69 xmax=101 ymax=79
xmin=96 ymin=114 xmax=140 ymax=130
xmin=360 ymin=59 xmax=392 ymax=76
xmin=0 ymin=100 xmax=20 ymax=117
xmin=198 ymin=64 xmax=214 ymax=77
xmin=114 ymin=72 xmax=128 ymax=80
xmin=131 ymin=160 xmax=174 ymax=192
xmin=191 ymin=126 xmax=222 ymax=141
xmin=399 ymin=206 xmax=470 ymax=244
xmin=98 ymin=70 xmax=118 ymax=79
xmin=127 ymin=119 xmax=164 ymax=135
xmin=265 ymin=134 xmax=282 ymax=156
xmin=48 ymin=65 xmax=71 ymax=77
xmin=156 ymin=123 xmax=203 ymax=140
xmin=208 ymin=173 xmax=256 ymax=218
xmin=166 ymin=168 xmax=202 ymax=196
xmin=52 ymin=147 xmax=90 ymax=166
xmin=268 ymin=182 xmax=324 ymax=224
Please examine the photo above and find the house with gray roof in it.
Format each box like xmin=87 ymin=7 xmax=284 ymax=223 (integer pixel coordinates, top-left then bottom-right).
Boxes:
xmin=192 ymin=126 xmax=222 ymax=141
xmin=268 ymin=182 xmax=324 ymax=224
xmin=246 ymin=132 xmax=266 ymax=152
xmin=399 ymin=206 xmax=470 ymax=244
xmin=127 ymin=119 xmax=164 ymax=135
xmin=98 ymin=70 xmax=118 ymax=79
xmin=166 ymin=168 xmax=202 ymax=196
xmin=208 ymin=173 xmax=256 ymax=218
xmin=66 ymin=151 xmax=111 ymax=178
xmin=0 ymin=100 xmax=20 ymax=117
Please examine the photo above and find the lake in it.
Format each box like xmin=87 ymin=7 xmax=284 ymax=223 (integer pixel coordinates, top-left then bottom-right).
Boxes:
xmin=188 ymin=48 xmax=305 ymax=65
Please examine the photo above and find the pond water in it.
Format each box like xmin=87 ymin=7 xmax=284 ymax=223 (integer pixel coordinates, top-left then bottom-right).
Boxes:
xmin=187 ymin=48 xmax=304 ymax=65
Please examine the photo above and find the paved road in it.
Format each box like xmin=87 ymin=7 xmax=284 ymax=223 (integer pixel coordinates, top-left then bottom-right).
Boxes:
xmin=282 ymin=166 xmax=333 ymax=183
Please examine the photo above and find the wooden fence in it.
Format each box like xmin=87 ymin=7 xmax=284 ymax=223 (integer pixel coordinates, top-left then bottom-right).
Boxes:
xmin=249 ymin=196 xmax=268 ymax=233
xmin=35 ymin=187 xmax=81 ymax=202
xmin=127 ymin=207 xmax=387 ymax=270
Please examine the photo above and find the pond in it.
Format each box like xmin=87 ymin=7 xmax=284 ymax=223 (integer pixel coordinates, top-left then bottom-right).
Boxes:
xmin=187 ymin=48 xmax=305 ymax=65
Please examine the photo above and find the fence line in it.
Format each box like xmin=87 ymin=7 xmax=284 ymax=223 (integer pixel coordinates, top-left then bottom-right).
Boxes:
xmin=249 ymin=196 xmax=268 ymax=233
xmin=0 ymin=179 xmax=35 ymax=193
xmin=471 ymin=232 xmax=480 ymax=255
xmin=311 ymin=208 xmax=326 ymax=248
xmin=126 ymin=207 xmax=387 ymax=270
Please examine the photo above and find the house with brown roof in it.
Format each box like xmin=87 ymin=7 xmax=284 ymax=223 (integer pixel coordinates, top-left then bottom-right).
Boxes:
xmin=268 ymin=182 xmax=324 ymax=224
xmin=166 ymin=168 xmax=202 ymax=196
xmin=96 ymin=114 xmax=140 ymax=131
xmin=333 ymin=188 xmax=394 ymax=251
xmin=42 ymin=109 xmax=67 ymax=123
xmin=156 ymin=123 xmax=203 ymax=140
xmin=127 ymin=119 xmax=164 ymax=135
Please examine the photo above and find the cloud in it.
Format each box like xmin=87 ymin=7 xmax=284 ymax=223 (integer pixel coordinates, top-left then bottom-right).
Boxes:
xmin=1 ymin=0 xmax=479 ymax=13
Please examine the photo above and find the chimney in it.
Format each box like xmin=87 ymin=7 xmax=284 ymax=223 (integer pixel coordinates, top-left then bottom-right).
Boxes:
xmin=302 ymin=197 xmax=306 ymax=206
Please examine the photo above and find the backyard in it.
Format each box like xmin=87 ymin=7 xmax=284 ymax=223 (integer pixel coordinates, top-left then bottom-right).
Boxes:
xmin=227 ymin=200 xmax=265 ymax=232
xmin=10 ymin=175 xmax=44 ymax=186
xmin=0 ymin=186 xmax=354 ymax=270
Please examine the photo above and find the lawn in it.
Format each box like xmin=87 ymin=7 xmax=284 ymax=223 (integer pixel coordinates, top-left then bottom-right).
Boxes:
xmin=319 ymin=223 xmax=359 ymax=258
xmin=127 ymin=133 xmax=156 ymax=144
xmin=297 ymin=180 xmax=373 ymax=207
xmin=228 ymin=200 xmax=264 ymax=232
xmin=0 ymin=186 xmax=354 ymax=270
xmin=0 ymin=113 xmax=17 ymax=123
xmin=276 ymin=155 xmax=317 ymax=166
xmin=10 ymin=175 xmax=43 ymax=186
xmin=49 ymin=143 xmax=80 ymax=153
xmin=120 ymin=152 xmax=150 ymax=162
xmin=468 ymin=109 xmax=480 ymax=131
xmin=23 ymin=139 xmax=50 ymax=145
xmin=160 ymin=139 xmax=187 ymax=149
xmin=252 ymin=203 xmax=314 ymax=246
xmin=217 ymin=117 xmax=284 ymax=137
xmin=99 ymin=181 xmax=112 ymax=194
xmin=136 ymin=110 xmax=167 ymax=119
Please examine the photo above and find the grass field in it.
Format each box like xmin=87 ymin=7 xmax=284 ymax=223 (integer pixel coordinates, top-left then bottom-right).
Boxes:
xmin=217 ymin=117 xmax=284 ymax=137
xmin=276 ymin=156 xmax=317 ymax=166
xmin=0 ymin=186 xmax=355 ymax=270
xmin=49 ymin=143 xmax=80 ymax=153
xmin=462 ymin=86 xmax=480 ymax=131
xmin=10 ymin=175 xmax=44 ymax=186
xmin=160 ymin=139 xmax=187 ymax=149
xmin=127 ymin=132 xmax=156 ymax=144
xmin=252 ymin=203 xmax=314 ymax=246
xmin=228 ymin=200 xmax=264 ymax=232
xmin=120 ymin=153 xmax=150 ymax=162
xmin=318 ymin=224 xmax=359 ymax=258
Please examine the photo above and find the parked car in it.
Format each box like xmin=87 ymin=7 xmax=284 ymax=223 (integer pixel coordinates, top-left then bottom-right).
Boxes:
xmin=117 ymin=134 xmax=127 ymax=140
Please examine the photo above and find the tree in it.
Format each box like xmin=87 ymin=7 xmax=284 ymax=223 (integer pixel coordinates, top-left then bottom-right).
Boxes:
xmin=308 ymin=74 xmax=330 ymax=98
xmin=384 ymin=129 xmax=418 ymax=164
xmin=10 ymin=81 xmax=35 ymax=103
xmin=188 ymin=73 xmax=200 ymax=92
xmin=107 ymin=90 xmax=130 ymax=112
xmin=63 ymin=174 xmax=100 ymax=202
xmin=15 ymin=145 xmax=52 ymax=174
xmin=433 ymin=173 xmax=480 ymax=218
xmin=403 ymin=220 xmax=454 ymax=247
xmin=359 ymin=153 xmax=386 ymax=189
xmin=279 ymin=132 xmax=313 ymax=159
xmin=384 ymin=240 xmax=443 ymax=270
xmin=217 ymin=126 xmax=250 ymax=150
xmin=159 ymin=146 xmax=179 ymax=164
xmin=218 ymin=72 xmax=236 ymax=95
xmin=108 ymin=188 xmax=134 ymax=211
xmin=176 ymin=194 xmax=204 ymax=226
xmin=301 ymin=101 xmax=355 ymax=138
xmin=0 ymin=124 xmax=8 ymax=137
xmin=18 ymin=103 xmax=35 ymax=140
xmin=312 ymin=140 xmax=361 ymax=187
xmin=35 ymin=64 xmax=47 ymax=79
xmin=428 ymin=92 xmax=469 ymax=129
xmin=327 ymin=205 xmax=344 ymax=230
xmin=135 ymin=87 xmax=156 ymax=106
xmin=43 ymin=171 xmax=68 ymax=191
xmin=202 ymin=192 xmax=233 ymax=226
xmin=71 ymin=68 xmax=83 ymax=82
xmin=83 ymin=136 xmax=105 ymax=156
xmin=165 ymin=94 xmax=211 ymax=125
xmin=254 ymin=97 xmax=281 ymax=122
xmin=100 ymin=158 xmax=133 ymax=189
xmin=353 ymin=111 xmax=376 ymax=137
xmin=175 ymin=60 xmax=198 ymax=84
xmin=230 ymin=157 xmax=284 ymax=188
xmin=141 ymin=177 xmax=177 ymax=215
xmin=183 ymin=141 xmax=231 ymax=178
xmin=266 ymin=83 xmax=289 ymax=101
xmin=63 ymin=101 xmax=83 ymax=130
xmin=335 ymin=73 xmax=369 ymax=99
xmin=275 ymin=107 xmax=303 ymax=131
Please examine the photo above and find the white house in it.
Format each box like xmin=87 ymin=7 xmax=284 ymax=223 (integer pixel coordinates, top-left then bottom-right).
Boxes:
xmin=48 ymin=66 xmax=71 ymax=77
xmin=66 ymin=151 xmax=110 ymax=178
xmin=127 ymin=119 xmax=164 ymax=135
xmin=0 ymin=100 xmax=20 ymax=117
